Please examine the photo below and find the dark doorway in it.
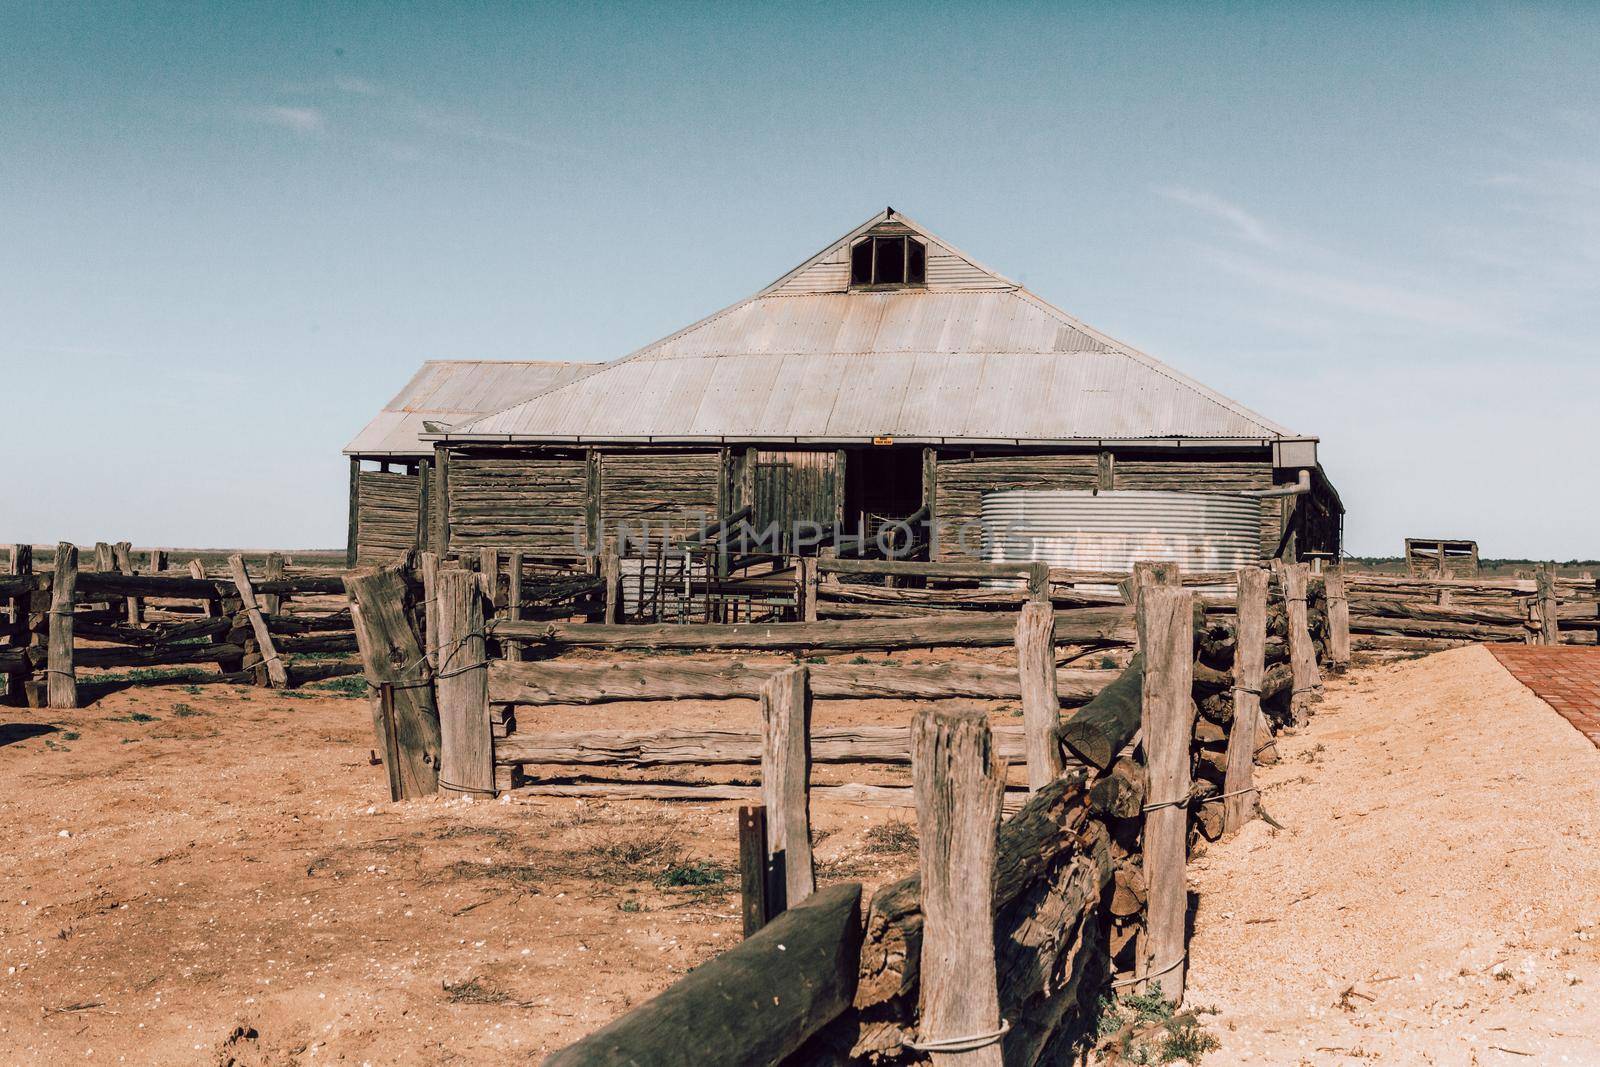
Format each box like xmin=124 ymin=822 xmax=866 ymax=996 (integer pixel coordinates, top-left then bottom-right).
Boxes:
xmin=842 ymin=446 xmax=924 ymax=527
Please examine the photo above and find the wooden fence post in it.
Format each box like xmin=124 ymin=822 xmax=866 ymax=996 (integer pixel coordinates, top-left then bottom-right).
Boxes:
xmin=435 ymin=567 xmax=494 ymax=797
xmin=798 ymin=555 xmax=819 ymax=623
xmin=738 ymin=804 xmax=772 ymax=938
xmin=478 ymin=548 xmax=500 ymax=608
xmin=1015 ymin=601 xmax=1062 ymax=791
xmin=1137 ymin=584 xmax=1194 ymax=1002
xmin=503 ymin=550 xmax=524 ymax=662
xmin=262 ymin=551 xmax=285 ymax=617
xmin=1223 ymin=568 xmax=1267 ymax=834
xmin=345 ymin=567 xmax=442 ymax=798
xmin=1279 ymin=562 xmax=1322 ymax=723
xmin=910 ymin=708 xmax=1006 ymax=1065
xmin=761 ymin=664 xmax=814 ymax=913
xmin=1025 ymin=560 xmax=1051 ymax=604
xmin=419 ymin=551 xmax=441 ymax=666
xmin=1126 ymin=560 xmax=1179 ymax=614
xmin=602 ymin=549 xmax=621 ymax=625
xmin=93 ymin=542 xmax=113 ymax=573
xmin=3 ymin=545 xmax=33 ymax=705
xmin=1537 ymin=563 xmax=1560 ymax=646
xmin=229 ymin=555 xmax=289 ymax=688
xmin=111 ymin=541 xmax=140 ymax=624
xmin=47 ymin=542 xmax=77 ymax=709
xmin=1324 ymin=566 xmax=1350 ymax=673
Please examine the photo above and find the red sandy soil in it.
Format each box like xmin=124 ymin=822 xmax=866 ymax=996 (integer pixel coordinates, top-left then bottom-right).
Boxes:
xmin=0 ymin=669 xmax=937 ymax=1065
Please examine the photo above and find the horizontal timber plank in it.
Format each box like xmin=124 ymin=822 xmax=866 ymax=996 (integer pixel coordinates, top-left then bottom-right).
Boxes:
xmin=511 ymin=779 xmax=1031 ymax=813
xmin=488 ymin=608 xmax=1135 ymax=650
xmin=487 ymin=658 xmax=1115 ymax=705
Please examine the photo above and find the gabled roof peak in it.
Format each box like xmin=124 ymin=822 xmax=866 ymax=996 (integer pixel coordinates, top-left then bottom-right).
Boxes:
xmin=758 ymin=208 xmax=1019 ymax=296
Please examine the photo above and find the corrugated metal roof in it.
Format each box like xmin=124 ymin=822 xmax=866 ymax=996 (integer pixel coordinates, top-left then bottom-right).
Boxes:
xmin=436 ymin=209 xmax=1299 ymax=445
xmin=344 ymin=359 xmax=595 ymax=456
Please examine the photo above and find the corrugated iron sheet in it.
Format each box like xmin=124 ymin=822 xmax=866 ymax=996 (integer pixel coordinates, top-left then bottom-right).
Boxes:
xmin=450 ymin=289 xmax=1291 ymax=442
xmin=981 ymin=490 xmax=1262 ymax=573
xmin=344 ymin=359 xmax=596 ymax=456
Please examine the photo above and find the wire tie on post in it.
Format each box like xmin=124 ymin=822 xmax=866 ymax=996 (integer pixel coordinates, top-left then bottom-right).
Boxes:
xmin=904 ymin=1019 xmax=1011 ymax=1053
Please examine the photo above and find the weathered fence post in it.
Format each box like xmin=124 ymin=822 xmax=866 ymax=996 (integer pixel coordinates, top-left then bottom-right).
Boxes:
xmin=798 ymin=555 xmax=819 ymax=622
xmin=1279 ymin=562 xmax=1322 ymax=723
xmin=1025 ymin=560 xmax=1051 ymax=604
xmin=738 ymin=804 xmax=771 ymax=938
xmin=478 ymin=548 xmax=500 ymax=608
xmin=1223 ymin=568 xmax=1267 ymax=834
xmin=1324 ymin=565 xmax=1350 ymax=673
xmin=229 ymin=554 xmax=289 ymax=688
xmin=261 ymin=551 xmax=285 ymax=617
xmin=419 ymin=551 xmax=441 ymax=666
xmin=47 ymin=542 xmax=77 ymax=709
xmin=1138 ymin=584 xmax=1194 ymax=1002
xmin=910 ymin=708 xmax=1007 ymax=1065
xmin=435 ymin=568 xmax=494 ymax=798
xmin=345 ymin=567 xmax=442 ymax=798
xmin=504 ymin=550 xmax=524 ymax=662
xmin=761 ymin=664 xmax=814 ymax=912
xmin=93 ymin=542 xmax=113 ymax=573
xmin=1015 ymin=601 xmax=1062 ymax=791
xmin=3 ymin=545 xmax=33 ymax=705
xmin=111 ymin=541 xmax=139 ymax=624
xmin=602 ymin=548 xmax=621 ymax=625
xmin=1537 ymin=563 xmax=1560 ymax=646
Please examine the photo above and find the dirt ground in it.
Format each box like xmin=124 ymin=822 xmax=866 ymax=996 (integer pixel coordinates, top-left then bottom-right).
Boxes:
xmin=7 ymin=643 xmax=1599 ymax=1065
xmin=0 ymin=674 xmax=929 ymax=1065
xmin=1186 ymin=645 xmax=1600 ymax=1065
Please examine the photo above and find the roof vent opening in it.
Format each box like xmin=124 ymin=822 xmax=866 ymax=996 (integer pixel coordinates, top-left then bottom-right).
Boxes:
xmin=850 ymin=235 xmax=926 ymax=288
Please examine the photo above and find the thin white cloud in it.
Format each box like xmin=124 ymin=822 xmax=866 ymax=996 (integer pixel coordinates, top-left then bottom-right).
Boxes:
xmin=251 ymin=105 xmax=326 ymax=134
xmin=1155 ymin=186 xmax=1279 ymax=248
xmin=333 ymin=75 xmax=381 ymax=97
xmin=1203 ymin=248 xmax=1500 ymax=332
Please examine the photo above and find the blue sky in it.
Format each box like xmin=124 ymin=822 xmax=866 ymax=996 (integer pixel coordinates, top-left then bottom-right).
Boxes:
xmin=5 ymin=2 xmax=1597 ymax=556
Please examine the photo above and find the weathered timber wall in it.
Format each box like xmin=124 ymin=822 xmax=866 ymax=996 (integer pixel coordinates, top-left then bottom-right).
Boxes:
xmin=755 ymin=449 xmax=840 ymax=539
xmin=448 ymin=452 xmax=590 ymax=555
xmin=355 ymin=470 xmax=421 ymax=564
xmin=600 ymin=449 xmax=722 ymax=545
xmin=932 ymin=449 xmax=1283 ymax=562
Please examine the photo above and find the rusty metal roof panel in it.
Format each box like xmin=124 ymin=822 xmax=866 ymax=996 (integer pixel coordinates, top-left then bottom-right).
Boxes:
xmin=438 ymin=211 xmax=1297 ymax=444
xmin=344 ymin=359 xmax=595 ymax=456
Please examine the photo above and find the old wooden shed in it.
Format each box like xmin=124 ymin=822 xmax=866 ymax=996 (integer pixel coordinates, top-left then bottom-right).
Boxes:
xmin=345 ymin=209 xmax=1342 ymax=567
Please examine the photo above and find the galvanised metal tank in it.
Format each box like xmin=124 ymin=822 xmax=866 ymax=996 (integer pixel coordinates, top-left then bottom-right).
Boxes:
xmin=979 ymin=490 xmax=1261 ymax=573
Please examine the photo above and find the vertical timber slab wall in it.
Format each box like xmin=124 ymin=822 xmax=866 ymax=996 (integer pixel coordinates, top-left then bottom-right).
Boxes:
xmin=447 ymin=451 xmax=589 ymax=556
xmin=355 ymin=468 xmax=422 ymax=564
xmin=932 ymin=448 xmax=1282 ymax=563
xmin=599 ymin=449 xmax=722 ymax=546
xmin=753 ymin=450 xmax=840 ymax=538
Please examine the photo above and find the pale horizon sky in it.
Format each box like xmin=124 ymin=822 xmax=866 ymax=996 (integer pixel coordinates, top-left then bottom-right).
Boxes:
xmin=5 ymin=3 xmax=1598 ymax=557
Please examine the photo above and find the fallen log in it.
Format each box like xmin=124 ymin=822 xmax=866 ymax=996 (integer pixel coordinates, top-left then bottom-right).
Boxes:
xmin=545 ymin=882 xmax=863 ymax=1067
xmin=75 ymin=642 xmax=246 ymax=669
xmin=1056 ymin=656 xmax=1143 ymax=770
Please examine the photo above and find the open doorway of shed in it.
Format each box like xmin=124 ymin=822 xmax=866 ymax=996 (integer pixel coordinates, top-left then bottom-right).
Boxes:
xmin=842 ymin=446 xmax=923 ymax=527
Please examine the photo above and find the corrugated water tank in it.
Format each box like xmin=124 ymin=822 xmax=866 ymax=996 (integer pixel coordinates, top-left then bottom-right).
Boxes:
xmin=979 ymin=490 xmax=1261 ymax=573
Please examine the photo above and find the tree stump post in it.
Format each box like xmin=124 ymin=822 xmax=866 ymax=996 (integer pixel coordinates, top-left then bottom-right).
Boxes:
xmin=111 ymin=541 xmax=140 ymax=625
xmin=911 ymin=708 xmax=1007 ymax=1065
xmin=418 ymin=551 xmax=441 ymax=667
xmin=798 ymin=555 xmax=819 ymax=622
xmin=738 ymin=804 xmax=771 ymax=938
xmin=262 ymin=551 xmax=285 ymax=617
xmin=3 ymin=545 xmax=32 ymax=705
xmin=435 ymin=568 xmax=494 ymax=798
xmin=47 ymin=543 xmax=77 ymax=709
xmin=1137 ymin=584 xmax=1194 ymax=1003
xmin=760 ymin=664 xmax=814 ymax=912
xmin=1279 ymin=562 xmax=1322 ymax=723
xmin=345 ymin=567 xmax=441 ymax=798
xmin=1015 ymin=601 xmax=1062 ymax=790
xmin=602 ymin=549 xmax=621 ymax=625
xmin=504 ymin=551 xmax=524 ymax=662
xmin=1537 ymin=563 xmax=1560 ymax=646
xmin=1223 ymin=568 xmax=1267 ymax=834
xmin=1324 ymin=565 xmax=1350 ymax=672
